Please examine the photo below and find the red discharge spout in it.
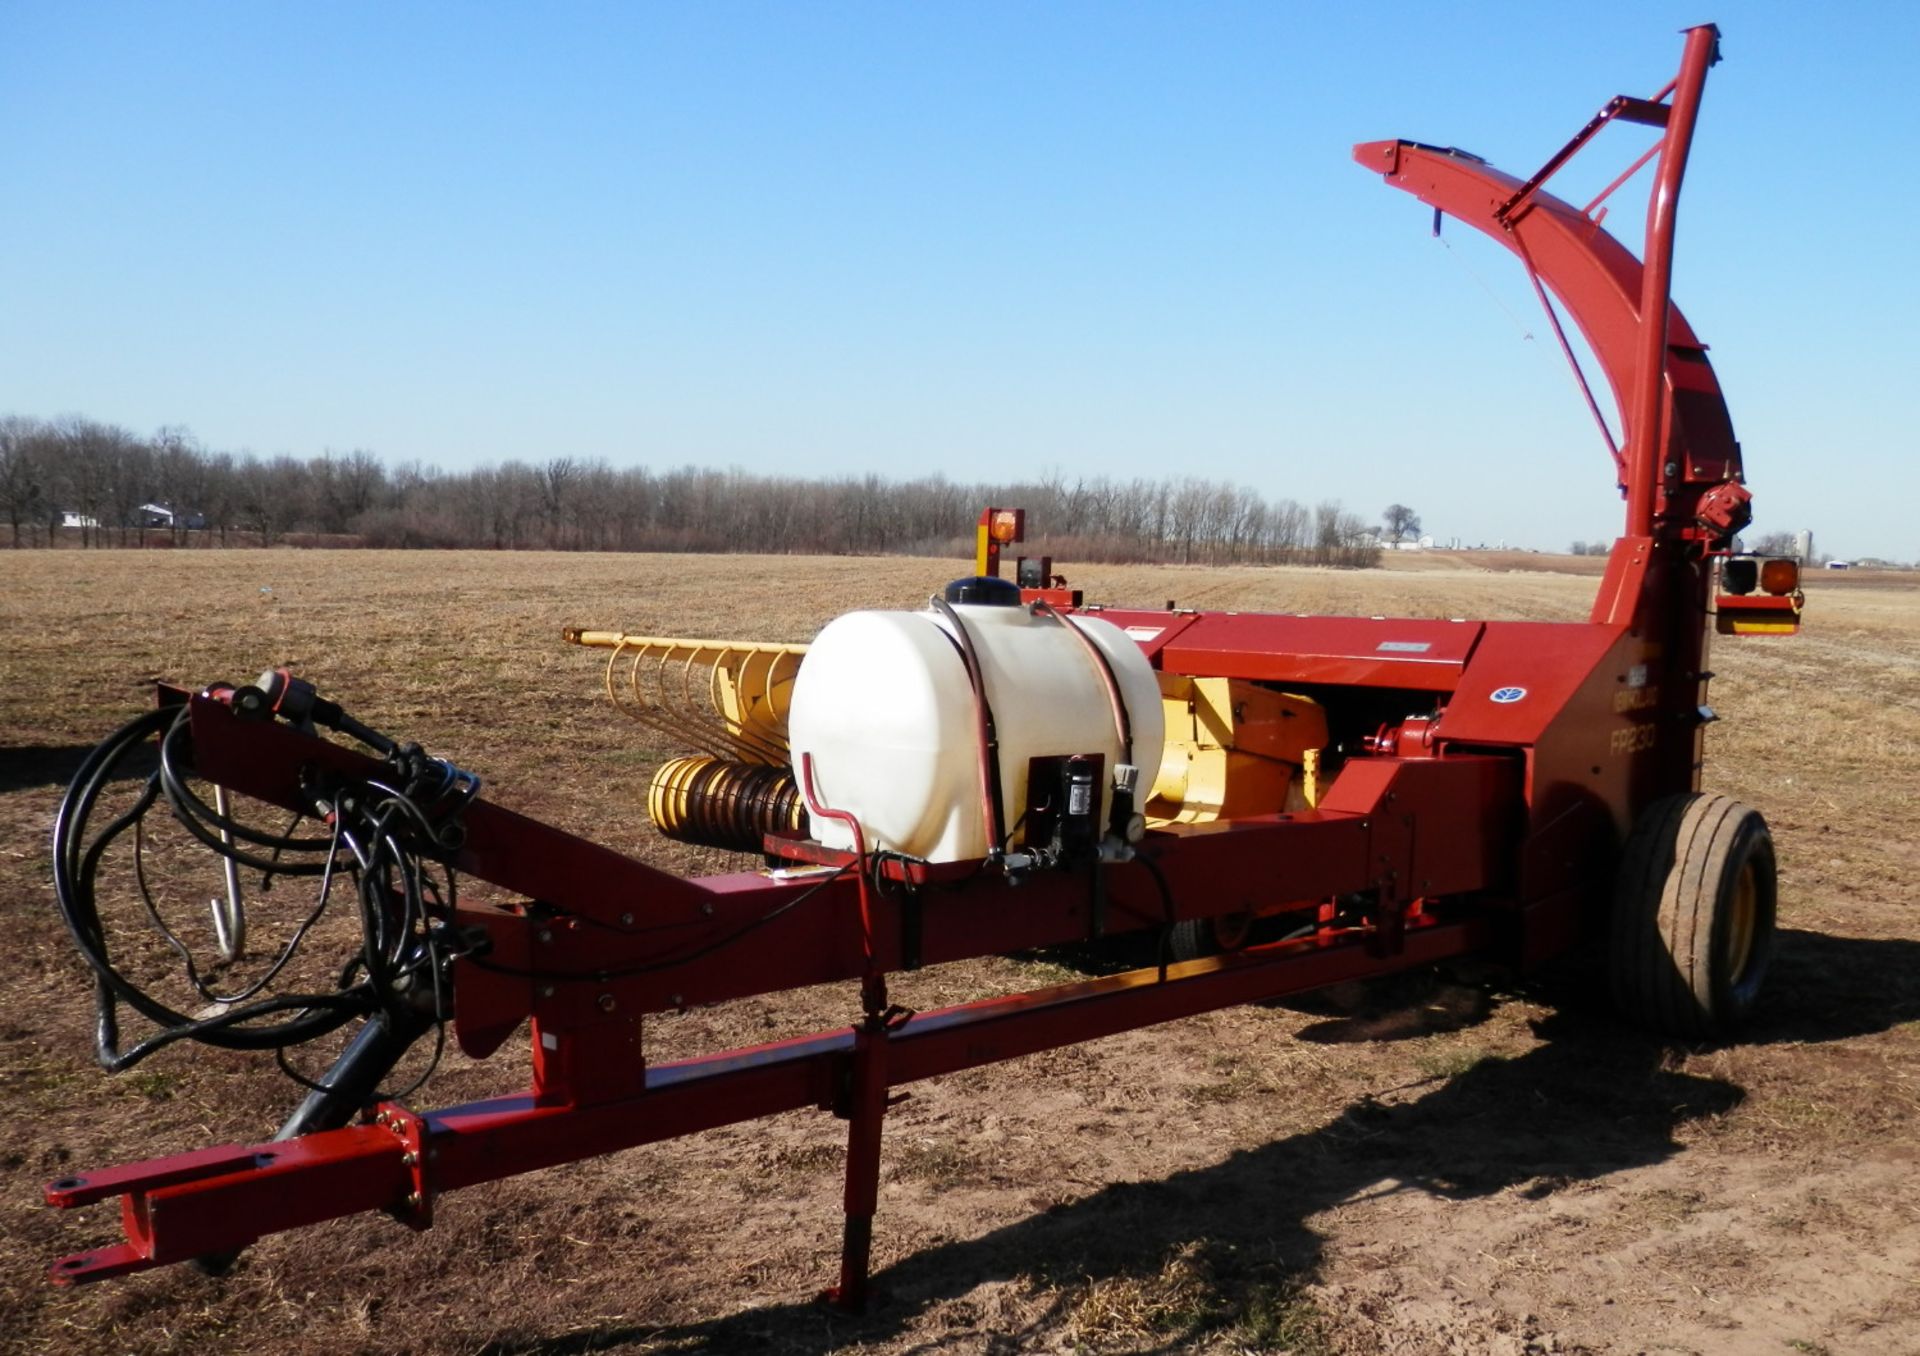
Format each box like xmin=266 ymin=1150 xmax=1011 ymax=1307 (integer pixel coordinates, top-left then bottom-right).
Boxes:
xmin=1623 ymin=24 xmax=1720 ymax=538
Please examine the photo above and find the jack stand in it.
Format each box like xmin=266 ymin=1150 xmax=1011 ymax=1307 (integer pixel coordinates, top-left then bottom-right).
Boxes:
xmin=826 ymin=979 xmax=892 ymax=1311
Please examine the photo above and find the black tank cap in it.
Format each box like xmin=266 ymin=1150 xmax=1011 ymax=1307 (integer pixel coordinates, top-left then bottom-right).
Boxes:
xmin=943 ymin=576 xmax=1022 ymax=607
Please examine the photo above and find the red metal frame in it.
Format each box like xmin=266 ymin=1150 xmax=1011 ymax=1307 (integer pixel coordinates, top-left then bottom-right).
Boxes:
xmin=47 ymin=28 xmax=1758 ymax=1308
xmin=50 ymin=914 xmax=1493 ymax=1286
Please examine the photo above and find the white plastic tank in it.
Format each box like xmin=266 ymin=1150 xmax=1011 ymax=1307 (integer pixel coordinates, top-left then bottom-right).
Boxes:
xmin=787 ymin=596 xmax=1165 ymax=862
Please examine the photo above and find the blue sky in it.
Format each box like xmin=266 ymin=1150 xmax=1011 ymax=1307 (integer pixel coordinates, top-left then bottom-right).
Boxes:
xmin=3 ymin=2 xmax=1914 ymax=558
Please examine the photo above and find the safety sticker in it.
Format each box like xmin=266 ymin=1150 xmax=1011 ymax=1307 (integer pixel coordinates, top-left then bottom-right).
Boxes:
xmin=1376 ymin=641 xmax=1432 ymax=653
xmin=1123 ymin=626 xmax=1165 ymax=642
xmin=1490 ymin=686 xmax=1527 ymax=704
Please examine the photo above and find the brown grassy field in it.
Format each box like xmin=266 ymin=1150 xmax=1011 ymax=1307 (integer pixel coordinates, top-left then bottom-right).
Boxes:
xmin=2 ymin=548 xmax=1917 ymax=1355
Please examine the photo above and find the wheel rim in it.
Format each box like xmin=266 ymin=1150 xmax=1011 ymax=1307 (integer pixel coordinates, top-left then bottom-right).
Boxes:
xmin=1727 ymin=859 xmax=1759 ymax=982
xmin=1213 ymin=912 xmax=1253 ymax=951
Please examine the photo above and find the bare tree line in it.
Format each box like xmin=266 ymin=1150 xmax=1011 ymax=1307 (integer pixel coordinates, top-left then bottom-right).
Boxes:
xmin=0 ymin=413 xmax=1380 ymax=567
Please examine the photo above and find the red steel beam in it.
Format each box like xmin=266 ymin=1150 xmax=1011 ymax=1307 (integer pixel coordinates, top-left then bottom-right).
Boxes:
xmin=182 ymin=696 xmax=1521 ymax=1038
xmin=48 ymin=914 xmax=1491 ymax=1285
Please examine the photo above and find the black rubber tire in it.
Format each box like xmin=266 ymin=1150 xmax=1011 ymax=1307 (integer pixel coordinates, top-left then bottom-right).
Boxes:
xmin=1609 ymin=792 xmax=1777 ymax=1039
xmin=1167 ymin=912 xmax=1253 ymax=963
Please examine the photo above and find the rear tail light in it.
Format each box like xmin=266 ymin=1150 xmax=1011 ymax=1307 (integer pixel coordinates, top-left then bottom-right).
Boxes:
xmin=1760 ymin=558 xmax=1800 ymax=595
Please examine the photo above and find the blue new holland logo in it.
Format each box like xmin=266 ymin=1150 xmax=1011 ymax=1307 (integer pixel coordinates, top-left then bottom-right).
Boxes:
xmin=1490 ymin=686 xmax=1528 ymax=704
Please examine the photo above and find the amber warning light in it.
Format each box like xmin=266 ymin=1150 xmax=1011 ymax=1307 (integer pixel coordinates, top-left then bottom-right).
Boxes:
xmin=1759 ymin=558 xmax=1800 ymax=596
xmin=974 ymin=507 xmax=1026 ymax=577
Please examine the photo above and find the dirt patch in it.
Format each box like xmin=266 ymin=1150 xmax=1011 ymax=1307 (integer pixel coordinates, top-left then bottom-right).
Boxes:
xmin=2 ymin=549 xmax=1916 ymax=1354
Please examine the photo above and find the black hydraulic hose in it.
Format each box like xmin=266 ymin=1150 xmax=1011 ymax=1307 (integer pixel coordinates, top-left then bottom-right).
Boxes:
xmin=131 ymin=812 xmax=351 ymax=1009
xmin=52 ymin=707 xmax=371 ymax=1067
xmin=1140 ymin=852 xmax=1180 ymax=981
xmin=93 ymin=991 xmax=367 ymax=1073
xmin=53 ymin=707 xmax=174 ymax=920
xmin=157 ymin=713 xmax=335 ymax=866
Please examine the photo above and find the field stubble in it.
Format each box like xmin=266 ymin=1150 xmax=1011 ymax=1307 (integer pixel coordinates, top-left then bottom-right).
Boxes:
xmin=1 ymin=549 xmax=1916 ymax=1355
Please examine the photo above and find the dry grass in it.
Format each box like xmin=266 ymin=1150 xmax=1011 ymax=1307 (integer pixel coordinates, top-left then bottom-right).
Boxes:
xmin=0 ymin=549 xmax=1916 ymax=1355
xmin=1061 ymin=1241 xmax=1330 ymax=1353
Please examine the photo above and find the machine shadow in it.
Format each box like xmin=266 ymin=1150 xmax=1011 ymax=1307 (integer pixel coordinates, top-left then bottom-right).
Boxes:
xmin=480 ymin=1022 xmax=1742 ymax=1356
xmin=478 ymin=929 xmax=1920 ymax=1354
xmin=1743 ymin=927 xmax=1920 ymax=1044
xmin=1514 ymin=927 xmax=1920 ymax=1051
xmin=0 ymin=742 xmax=156 ymax=795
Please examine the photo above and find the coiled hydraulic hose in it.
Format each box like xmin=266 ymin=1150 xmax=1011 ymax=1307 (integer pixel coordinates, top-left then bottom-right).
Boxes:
xmin=51 ymin=687 xmax=475 ymax=1083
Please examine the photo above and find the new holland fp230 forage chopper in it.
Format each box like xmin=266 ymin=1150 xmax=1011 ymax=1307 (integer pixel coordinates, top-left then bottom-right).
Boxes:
xmin=46 ymin=25 xmax=1803 ymax=1305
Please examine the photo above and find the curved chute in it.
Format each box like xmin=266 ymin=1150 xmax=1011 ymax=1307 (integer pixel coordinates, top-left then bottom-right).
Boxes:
xmin=1351 ymin=24 xmax=1744 ymax=554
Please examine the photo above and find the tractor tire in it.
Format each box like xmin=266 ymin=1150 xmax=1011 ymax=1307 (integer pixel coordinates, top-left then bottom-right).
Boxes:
xmin=1167 ymin=911 xmax=1253 ymax=963
xmin=1609 ymin=792 xmax=1777 ymax=1039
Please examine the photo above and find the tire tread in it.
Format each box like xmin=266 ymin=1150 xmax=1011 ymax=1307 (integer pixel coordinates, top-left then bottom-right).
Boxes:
xmin=1612 ymin=791 xmax=1769 ymax=1039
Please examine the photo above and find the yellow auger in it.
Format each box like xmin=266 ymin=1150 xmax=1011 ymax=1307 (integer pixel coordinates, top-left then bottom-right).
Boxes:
xmin=563 ymin=629 xmax=809 ymax=852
